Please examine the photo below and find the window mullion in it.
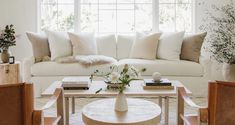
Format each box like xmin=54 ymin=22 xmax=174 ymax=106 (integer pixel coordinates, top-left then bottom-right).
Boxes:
xmin=153 ymin=0 xmax=159 ymax=32
xmin=74 ymin=0 xmax=80 ymax=32
xmin=174 ymin=0 xmax=177 ymax=32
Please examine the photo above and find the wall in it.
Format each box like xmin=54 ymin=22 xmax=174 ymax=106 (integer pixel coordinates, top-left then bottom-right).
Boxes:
xmin=0 ymin=0 xmax=37 ymax=61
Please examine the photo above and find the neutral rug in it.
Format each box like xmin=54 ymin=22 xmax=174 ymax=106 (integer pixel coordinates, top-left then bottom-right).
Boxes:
xmin=35 ymin=97 xmax=207 ymax=125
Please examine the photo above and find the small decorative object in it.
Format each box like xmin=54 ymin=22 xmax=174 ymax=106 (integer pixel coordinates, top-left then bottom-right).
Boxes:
xmin=90 ymin=64 xmax=146 ymax=112
xmin=152 ymin=72 xmax=162 ymax=82
xmin=9 ymin=56 xmax=15 ymax=64
xmin=0 ymin=24 xmax=17 ymax=63
xmin=200 ymin=0 xmax=235 ymax=81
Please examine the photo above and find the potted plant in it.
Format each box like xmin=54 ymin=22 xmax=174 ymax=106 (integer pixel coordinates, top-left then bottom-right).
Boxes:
xmin=0 ymin=24 xmax=16 ymax=63
xmin=200 ymin=1 xmax=235 ymax=81
xmin=90 ymin=64 xmax=146 ymax=111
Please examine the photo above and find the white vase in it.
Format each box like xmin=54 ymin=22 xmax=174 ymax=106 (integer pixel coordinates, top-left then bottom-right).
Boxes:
xmin=222 ymin=63 xmax=235 ymax=82
xmin=115 ymin=92 xmax=128 ymax=112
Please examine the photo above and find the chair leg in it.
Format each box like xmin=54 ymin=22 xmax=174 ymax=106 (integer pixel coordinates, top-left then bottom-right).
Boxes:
xmin=177 ymin=90 xmax=184 ymax=125
xmin=57 ymin=89 xmax=65 ymax=125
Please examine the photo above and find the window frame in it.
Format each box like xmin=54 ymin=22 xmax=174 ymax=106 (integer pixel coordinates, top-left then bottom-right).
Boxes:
xmin=37 ymin=0 xmax=196 ymax=33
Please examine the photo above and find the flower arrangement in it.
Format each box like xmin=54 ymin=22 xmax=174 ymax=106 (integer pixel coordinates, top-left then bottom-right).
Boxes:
xmin=90 ymin=64 xmax=146 ymax=93
xmin=0 ymin=24 xmax=16 ymax=51
xmin=200 ymin=0 xmax=235 ymax=64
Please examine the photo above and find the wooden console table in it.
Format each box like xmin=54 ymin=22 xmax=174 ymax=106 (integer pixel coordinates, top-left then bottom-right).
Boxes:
xmin=0 ymin=62 xmax=20 ymax=84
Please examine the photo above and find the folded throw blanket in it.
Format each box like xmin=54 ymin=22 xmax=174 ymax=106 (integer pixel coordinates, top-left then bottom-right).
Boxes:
xmin=56 ymin=55 xmax=117 ymax=67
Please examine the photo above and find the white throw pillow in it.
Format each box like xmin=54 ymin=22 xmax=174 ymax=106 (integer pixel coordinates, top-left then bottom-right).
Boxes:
xmin=157 ymin=31 xmax=185 ymax=60
xmin=96 ymin=34 xmax=116 ymax=58
xmin=130 ymin=32 xmax=162 ymax=60
xmin=68 ymin=32 xmax=97 ymax=56
xmin=117 ymin=34 xmax=135 ymax=60
xmin=45 ymin=30 xmax=72 ymax=60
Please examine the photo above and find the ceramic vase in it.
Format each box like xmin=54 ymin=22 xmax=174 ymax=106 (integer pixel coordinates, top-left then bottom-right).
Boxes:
xmin=222 ymin=63 xmax=235 ymax=82
xmin=1 ymin=50 xmax=10 ymax=63
xmin=115 ymin=92 xmax=128 ymax=112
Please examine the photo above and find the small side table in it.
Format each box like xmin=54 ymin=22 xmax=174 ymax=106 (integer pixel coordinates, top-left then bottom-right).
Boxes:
xmin=0 ymin=62 xmax=20 ymax=84
xmin=82 ymin=98 xmax=161 ymax=125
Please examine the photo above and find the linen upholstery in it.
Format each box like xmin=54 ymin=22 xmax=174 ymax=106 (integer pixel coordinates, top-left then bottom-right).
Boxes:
xmin=32 ymin=59 xmax=203 ymax=77
xmin=181 ymin=32 xmax=207 ymax=62
xmin=118 ymin=59 xmax=203 ymax=76
xmin=96 ymin=34 xmax=117 ymax=58
xmin=117 ymin=34 xmax=135 ymax=60
xmin=45 ymin=30 xmax=72 ymax=60
xmin=68 ymin=32 xmax=97 ymax=56
xmin=157 ymin=31 xmax=185 ymax=60
xmin=130 ymin=32 xmax=162 ymax=60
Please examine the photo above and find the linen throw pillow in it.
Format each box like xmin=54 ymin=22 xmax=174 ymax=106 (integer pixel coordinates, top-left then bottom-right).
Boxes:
xmin=68 ymin=32 xmax=97 ymax=56
xmin=130 ymin=32 xmax=162 ymax=60
xmin=96 ymin=34 xmax=116 ymax=58
xmin=117 ymin=34 xmax=135 ymax=60
xmin=26 ymin=32 xmax=50 ymax=61
xmin=157 ymin=31 xmax=185 ymax=61
xmin=45 ymin=30 xmax=72 ymax=60
xmin=180 ymin=32 xmax=207 ymax=62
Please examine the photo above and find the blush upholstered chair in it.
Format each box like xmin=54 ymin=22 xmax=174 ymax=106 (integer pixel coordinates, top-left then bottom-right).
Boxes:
xmin=177 ymin=81 xmax=235 ymax=125
xmin=0 ymin=83 xmax=65 ymax=125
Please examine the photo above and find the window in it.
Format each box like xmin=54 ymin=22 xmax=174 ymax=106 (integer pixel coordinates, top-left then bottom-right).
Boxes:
xmin=39 ymin=0 xmax=194 ymax=34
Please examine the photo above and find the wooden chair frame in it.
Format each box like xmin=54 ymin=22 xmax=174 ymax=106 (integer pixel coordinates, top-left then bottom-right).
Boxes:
xmin=177 ymin=81 xmax=235 ymax=125
xmin=0 ymin=83 xmax=65 ymax=125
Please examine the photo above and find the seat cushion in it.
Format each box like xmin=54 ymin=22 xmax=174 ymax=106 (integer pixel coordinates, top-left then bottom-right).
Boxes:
xmin=117 ymin=59 xmax=204 ymax=76
xmin=31 ymin=61 xmax=117 ymax=76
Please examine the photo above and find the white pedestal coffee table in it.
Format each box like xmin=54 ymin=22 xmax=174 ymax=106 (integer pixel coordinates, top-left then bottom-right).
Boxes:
xmin=82 ymin=98 xmax=161 ymax=125
xmin=42 ymin=79 xmax=192 ymax=125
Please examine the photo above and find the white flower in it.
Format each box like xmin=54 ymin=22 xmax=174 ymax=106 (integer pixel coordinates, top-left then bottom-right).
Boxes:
xmin=110 ymin=72 xmax=120 ymax=83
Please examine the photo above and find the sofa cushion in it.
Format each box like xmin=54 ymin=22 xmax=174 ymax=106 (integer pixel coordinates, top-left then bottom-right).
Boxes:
xmin=96 ymin=34 xmax=117 ymax=58
xmin=31 ymin=61 xmax=117 ymax=76
xmin=117 ymin=59 xmax=204 ymax=76
xmin=117 ymin=34 xmax=134 ymax=60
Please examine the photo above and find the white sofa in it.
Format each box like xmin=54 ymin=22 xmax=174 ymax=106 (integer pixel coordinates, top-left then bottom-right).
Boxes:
xmin=23 ymin=35 xmax=208 ymax=97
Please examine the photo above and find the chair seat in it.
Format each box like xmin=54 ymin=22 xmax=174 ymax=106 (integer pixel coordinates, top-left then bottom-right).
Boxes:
xmin=44 ymin=117 xmax=61 ymax=125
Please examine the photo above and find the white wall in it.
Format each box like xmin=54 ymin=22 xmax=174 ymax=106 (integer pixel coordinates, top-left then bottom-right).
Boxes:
xmin=0 ymin=0 xmax=229 ymax=61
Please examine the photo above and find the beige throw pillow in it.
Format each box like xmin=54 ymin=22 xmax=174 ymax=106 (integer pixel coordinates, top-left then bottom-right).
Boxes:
xmin=130 ymin=32 xmax=162 ymax=60
xmin=68 ymin=32 xmax=97 ymax=56
xmin=26 ymin=32 xmax=50 ymax=61
xmin=181 ymin=32 xmax=207 ymax=62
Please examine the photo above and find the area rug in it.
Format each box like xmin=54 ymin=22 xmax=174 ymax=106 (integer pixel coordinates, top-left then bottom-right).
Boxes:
xmin=35 ymin=97 xmax=207 ymax=125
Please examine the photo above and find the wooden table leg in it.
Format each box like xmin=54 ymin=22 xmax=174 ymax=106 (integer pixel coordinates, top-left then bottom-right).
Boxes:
xmin=158 ymin=96 xmax=162 ymax=120
xmin=165 ymin=96 xmax=169 ymax=125
xmin=65 ymin=97 xmax=70 ymax=125
xmin=72 ymin=97 xmax=75 ymax=114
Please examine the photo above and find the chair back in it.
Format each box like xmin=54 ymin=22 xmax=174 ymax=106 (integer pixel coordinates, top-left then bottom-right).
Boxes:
xmin=0 ymin=83 xmax=34 ymax=125
xmin=208 ymin=81 xmax=235 ymax=125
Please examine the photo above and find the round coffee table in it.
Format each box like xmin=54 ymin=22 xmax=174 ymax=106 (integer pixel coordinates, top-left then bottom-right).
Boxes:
xmin=82 ymin=98 xmax=161 ymax=125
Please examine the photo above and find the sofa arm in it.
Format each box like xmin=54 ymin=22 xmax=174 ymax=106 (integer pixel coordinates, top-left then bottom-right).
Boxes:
xmin=199 ymin=56 xmax=212 ymax=78
xmin=22 ymin=57 xmax=35 ymax=82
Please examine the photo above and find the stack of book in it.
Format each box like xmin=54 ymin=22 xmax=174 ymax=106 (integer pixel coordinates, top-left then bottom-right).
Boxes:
xmin=62 ymin=77 xmax=90 ymax=90
xmin=143 ymin=79 xmax=174 ymax=90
